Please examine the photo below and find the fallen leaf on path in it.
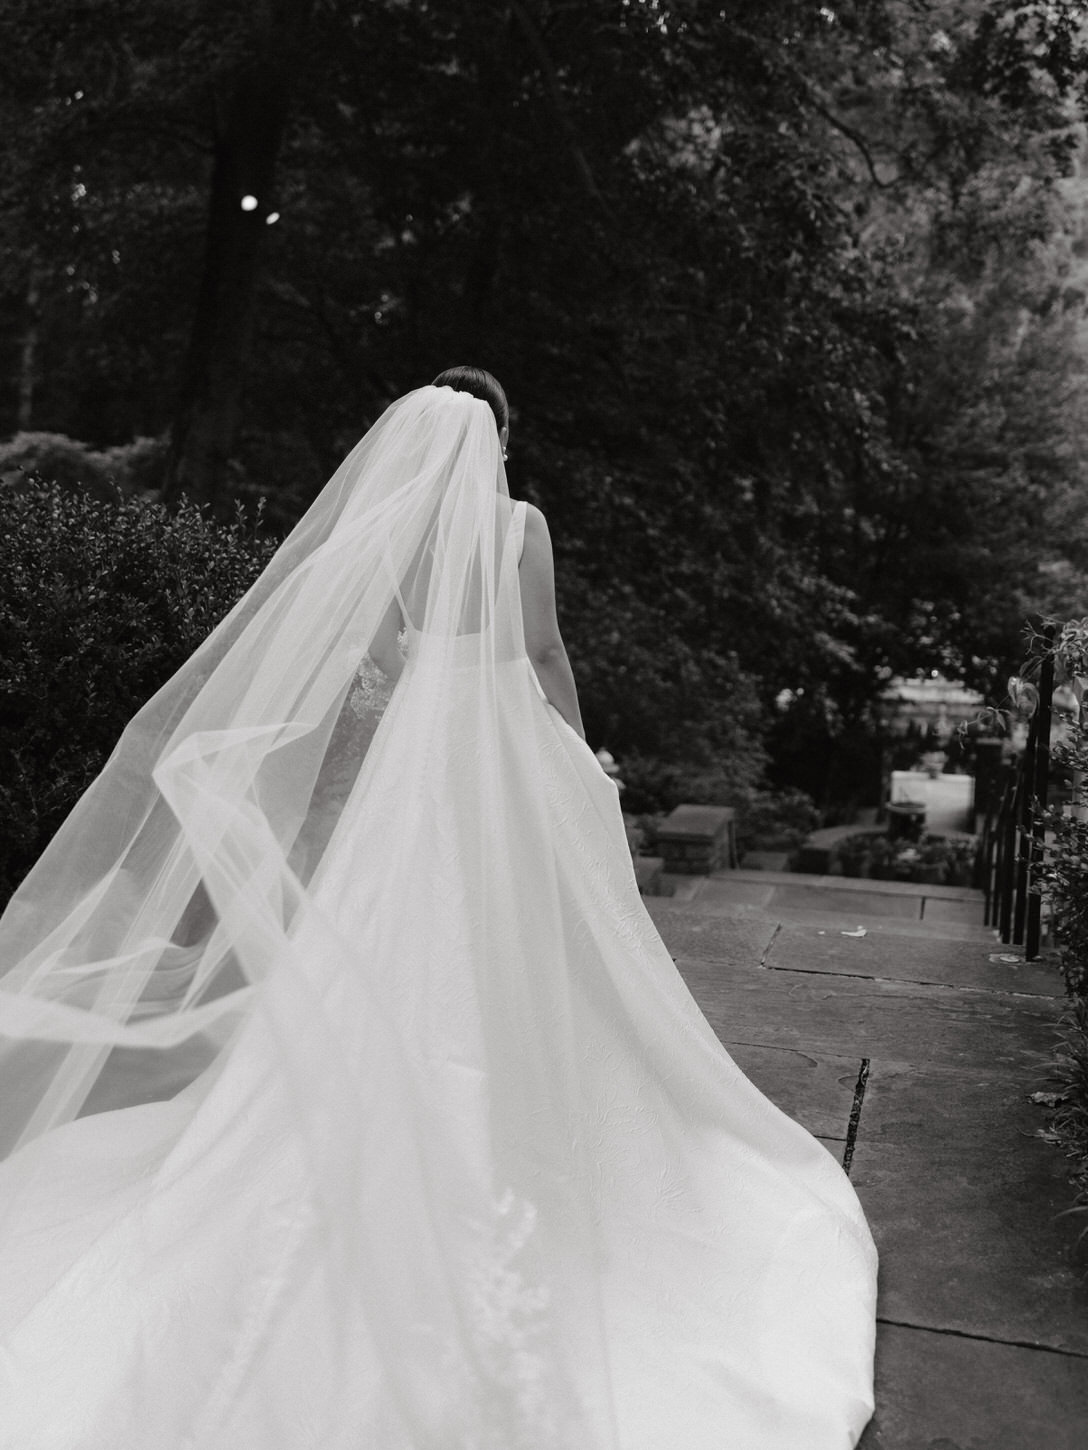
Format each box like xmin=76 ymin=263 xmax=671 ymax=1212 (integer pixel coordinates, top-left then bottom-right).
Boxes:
xmin=988 ymin=953 xmax=1022 ymax=964
xmin=1027 ymin=1090 xmax=1068 ymax=1108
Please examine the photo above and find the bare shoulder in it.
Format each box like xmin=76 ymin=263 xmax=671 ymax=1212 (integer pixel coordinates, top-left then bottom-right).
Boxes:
xmin=520 ymin=500 xmax=550 ymax=540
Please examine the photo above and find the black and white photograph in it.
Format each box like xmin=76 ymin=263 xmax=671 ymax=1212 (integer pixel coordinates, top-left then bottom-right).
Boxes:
xmin=0 ymin=3 xmax=1086 ymax=1446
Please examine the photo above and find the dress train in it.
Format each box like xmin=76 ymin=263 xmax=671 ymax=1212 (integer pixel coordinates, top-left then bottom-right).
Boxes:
xmin=0 ymin=626 xmax=877 ymax=1448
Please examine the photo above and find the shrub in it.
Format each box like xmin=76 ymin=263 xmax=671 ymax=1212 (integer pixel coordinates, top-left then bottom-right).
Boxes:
xmin=1039 ymin=742 xmax=1088 ymax=1003
xmin=554 ymin=563 xmax=770 ymax=818
xmin=1035 ymin=727 xmax=1088 ymax=1232
xmin=97 ymin=435 xmax=170 ymax=494
xmin=833 ymin=831 xmax=977 ymax=886
xmin=1039 ymin=999 xmax=1088 ymax=1219
xmin=0 ymin=433 xmax=114 ymax=496
xmin=617 ymin=750 xmax=767 ymax=817
xmin=1021 ymin=624 xmax=1088 ymax=1231
xmin=0 ymin=479 xmax=278 ymax=906
xmin=0 ymin=431 xmax=169 ymax=498
xmin=734 ymin=787 xmax=819 ymax=856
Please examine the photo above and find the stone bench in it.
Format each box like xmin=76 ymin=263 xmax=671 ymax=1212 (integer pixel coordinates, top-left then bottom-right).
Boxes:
xmin=656 ymin=805 xmax=738 ymax=875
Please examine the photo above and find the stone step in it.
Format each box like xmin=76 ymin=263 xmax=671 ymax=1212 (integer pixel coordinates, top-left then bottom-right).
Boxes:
xmin=634 ymin=855 xmax=665 ymax=895
xmin=644 ymin=900 xmax=1061 ymax=995
xmin=738 ymin=849 xmax=793 ymax=872
xmin=707 ymin=868 xmax=985 ymax=904
xmin=659 ymin=873 xmax=991 ymax=934
xmin=661 ymin=902 xmax=996 ymax=944
xmin=651 ymin=873 xmax=999 ymax=944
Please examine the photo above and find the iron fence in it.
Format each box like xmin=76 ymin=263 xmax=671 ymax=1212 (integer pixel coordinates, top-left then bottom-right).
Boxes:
xmin=978 ymin=632 xmax=1055 ymax=961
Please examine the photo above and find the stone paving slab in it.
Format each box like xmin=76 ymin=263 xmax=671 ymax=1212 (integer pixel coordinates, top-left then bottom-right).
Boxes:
xmin=816 ymin=1135 xmax=846 ymax=1165
xmin=765 ymin=922 xmax=1063 ymax=997
xmin=651 ymin=892 xmax=996 ymax=941
xmin=771 ymin=911 xmax=996 ymax=943
xmin=691 ymin=877 xmax=929 ymax=920
xmin=857 ymin=1322 xmax=1088 ymax=1450
xmin=723 ymin=1041 xmax=860 ymax=1140
xmin=851 ymin=1061 xmax=1088 ymax=1354
xmin=665 ymin=878 xmax=777 ymax=910
xmin=920 ymin=896 xmax=987 ymax=927
xmin=643 ymin=901 xmax=779 ymax=964
xmin=657 ymin=874 xmax=704 ymax=902
xmin=659 ymin=873 xmax=1084 ymax=1444
xmin=769 ymin=882 xmax=925 ymax=919
xmin=676 ymin=955 xmax=1060 ymax=1075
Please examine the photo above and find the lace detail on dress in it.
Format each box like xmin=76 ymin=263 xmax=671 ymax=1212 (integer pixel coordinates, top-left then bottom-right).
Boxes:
xmin=445 ymin=1188 xmax=573 ymax=1450
xmin=292 ymin=643 xmax=406 ymax=881
xmin=347 ymin=652 xmax=397 ymax=721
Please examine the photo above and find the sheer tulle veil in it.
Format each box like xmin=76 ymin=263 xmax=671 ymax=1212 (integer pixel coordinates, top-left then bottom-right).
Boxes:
xmin=0 ymin=382 xmax=639 ymax=1445
xmin=0 ymin=385 xmax=521 ymax=1152
xmin=0 ymin=385 xmax=879 ymax=1449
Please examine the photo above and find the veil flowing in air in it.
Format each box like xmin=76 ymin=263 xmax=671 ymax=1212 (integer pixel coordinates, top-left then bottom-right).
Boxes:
xmin=0 ymin=384 xmax=878 ymax=1450
xmin=0 ymin=385 xmax=520 ymax=1132
xmin=0 ymin=385 xmax=624 ymax=1445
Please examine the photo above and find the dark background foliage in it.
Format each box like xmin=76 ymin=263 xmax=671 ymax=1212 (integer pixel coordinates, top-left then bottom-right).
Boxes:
xmin=4 ymin=0 xmax=1088 ymax=829
xmin=0 ymin=481 xmax=276 ymax=901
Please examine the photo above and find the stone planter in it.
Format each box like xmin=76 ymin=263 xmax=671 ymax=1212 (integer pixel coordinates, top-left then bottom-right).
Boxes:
xmin=657 ymin=805 xmax=738 ymax=875
xmin=886 ymin=801 xmax=926 ymax=841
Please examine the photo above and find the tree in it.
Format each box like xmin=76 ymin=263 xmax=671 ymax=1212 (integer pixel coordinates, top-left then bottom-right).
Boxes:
xmin=163 ymin=0 xmax=317 ymax=503
xmin=5 ymin=0 xmax=1088 ymax=810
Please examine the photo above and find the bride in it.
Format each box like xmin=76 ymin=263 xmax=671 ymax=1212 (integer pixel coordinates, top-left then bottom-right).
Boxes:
xmin=0 ymin=370 xmax=877 ymax=1449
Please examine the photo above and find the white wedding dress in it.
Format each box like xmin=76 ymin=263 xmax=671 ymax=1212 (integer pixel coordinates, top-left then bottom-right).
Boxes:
xmin=0 ymin=399 xmax=877 ymax=1449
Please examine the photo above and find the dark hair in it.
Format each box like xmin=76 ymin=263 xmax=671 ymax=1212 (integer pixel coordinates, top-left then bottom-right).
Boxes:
xmin=431 ymin=366 xmax=509 ymax=435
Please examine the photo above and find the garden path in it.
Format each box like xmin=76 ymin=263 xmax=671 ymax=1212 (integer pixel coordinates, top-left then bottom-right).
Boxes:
xmin=647 ymin=869 xmax=1088 ymax=1449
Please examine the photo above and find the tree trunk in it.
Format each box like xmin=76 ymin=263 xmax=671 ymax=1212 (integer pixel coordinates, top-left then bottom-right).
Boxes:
xmin=163 ymin=2 xmax=314 ymax=507
xmin=17 ymin=267 xmax=41 ymax=430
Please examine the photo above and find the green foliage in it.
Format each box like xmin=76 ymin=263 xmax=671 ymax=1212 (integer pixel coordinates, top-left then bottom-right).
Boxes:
xmin=1038 ymin=744 xmax=1088 ymax=1002
xmin=1040 ymin=999 xmax=1088 ymax=1222
xmin=5 ymin=2 xmax=1088 ymax=807
xmin=1052 ymin=616 xmax=1088 ymax=680
xmin=0 ymin=433 xmax=113 ymax=496
xmin=0 ymin=432 xmax=167 ymax=497
xmin=97 ymin=434 xmax=170 ymax=494
xmin=1032 ymin=685 xmax=1088 ymax=1224
xmin=834 ymin=830 xmax=978 ymax=886
xmin=735 ymin=788 xmax=820 ymax=856
xmin=0 ymin=480 xmax=276 ymax=904
xmin=618 ymin=750 xmax=765 ymax=821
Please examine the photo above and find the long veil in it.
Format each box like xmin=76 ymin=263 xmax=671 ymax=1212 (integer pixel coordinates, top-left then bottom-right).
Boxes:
xmin=0 ymin=383 xmax=627 ymax=1446
xmin=0 ymin=385 xmax=520 ymax=1140
xmin=0 ymin=388 xmax=879 ymax=1449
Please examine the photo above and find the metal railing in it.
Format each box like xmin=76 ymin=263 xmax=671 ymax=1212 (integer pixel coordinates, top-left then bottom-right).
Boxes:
xmin=978 ymin=634 xmax=1055 ymax=961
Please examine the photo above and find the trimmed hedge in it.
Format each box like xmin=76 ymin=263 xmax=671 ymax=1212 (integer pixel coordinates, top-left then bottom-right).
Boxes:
xmin=0 ymin=479 xmax=277 ymax=906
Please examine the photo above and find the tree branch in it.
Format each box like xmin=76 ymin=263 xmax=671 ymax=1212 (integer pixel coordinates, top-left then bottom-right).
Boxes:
xmin=508 ymin=0 xmax=614 ymax=219
xmin=727 ymin=20 xmax=902 ymax=191
xmin=802 ymin=92 xmax=900 ymax=190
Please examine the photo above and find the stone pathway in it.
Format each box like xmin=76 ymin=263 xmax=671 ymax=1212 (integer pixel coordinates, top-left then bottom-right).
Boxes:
xmin=646 ymin=869 xmax=1088 ymax=1449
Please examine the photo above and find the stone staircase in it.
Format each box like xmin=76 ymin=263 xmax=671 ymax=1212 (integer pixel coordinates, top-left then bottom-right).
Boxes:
xmin=660 ymin=866 xmax=995 ymax=940
xmin=644 ymin=866 xmax=1088 ymax=1450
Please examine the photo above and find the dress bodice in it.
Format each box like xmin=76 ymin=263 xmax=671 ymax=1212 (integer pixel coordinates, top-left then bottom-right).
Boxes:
xmin=401 ymin=500 xmax=528 ymax=669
